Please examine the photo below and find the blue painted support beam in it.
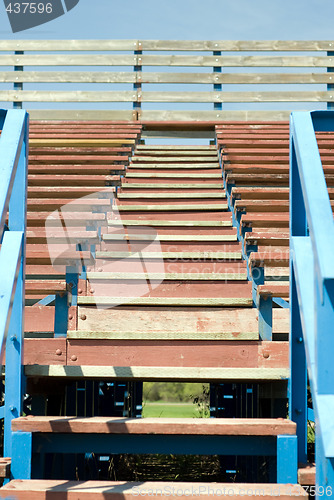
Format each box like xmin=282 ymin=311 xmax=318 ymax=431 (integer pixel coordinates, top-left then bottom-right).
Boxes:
xmin=276 ymin=435 xmax=298 ymax=483
xmin=54 ymin=293 xmax=68 ymax=338
xmin=257 ymin=295 xmax=273 ymax=341
xmin=290 ymin=237 xmax=312 ymax=464
xmin=0 ymin=110 xmax=27 ymax=236
xmin=316 ymin=424 xmax=334 ymax=499
xmin=11 ymin=432 xmax=32 ymax=480
xmin=213 ymin=51 xmax=222 ymax=111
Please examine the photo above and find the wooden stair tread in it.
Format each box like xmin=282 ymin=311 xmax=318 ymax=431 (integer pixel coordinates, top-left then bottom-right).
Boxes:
xmin=116 ymin=203 xmax=228 ymax=211
xmin=108 ymin=220 xmax=232 ymax=227
xmin=118 ymin=193 xmax=226 ymax=199
xmin=12 ymin=416 xmax=296 ymax=435
xmin=77 ymin=296 xmax=253 ymax=307
xmin=102 ymin=233 xmax=237 ymax=242
xmin=0 ymin=457 xmax=11 ymax=479
xmin=96 ymin=250 xmax=241 ymax=259
xmin=298 ymin=463 xmax=316 ymax=486
xmin=0 ymin=480 xmax=308 ymax=499
xmin=86 ymin=272 xmax=247 ymax=280
xmin=122 ymin=183 xmax=224 ymax=188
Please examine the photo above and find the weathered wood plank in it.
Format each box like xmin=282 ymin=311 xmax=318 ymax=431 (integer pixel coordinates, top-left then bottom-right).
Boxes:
xmin=23 ymin=339 xmax=66 ymax=365
xmin=69 ymin=330 xmax=257 ymax=340
xmin=0 ymin=39 xmax=332 ymax=51
xmin=30 ymin=139 xmax=135 ymax=147
xmin=28 ymin=110 xmax=137 ymax=121
xmin=298 ymin=463 xmax=316 ymax=486
xmin=25 ymin=306 xmax=55 ymax=333
xmin=108 ymin=220 xmax=233 ymax=227
xmin=77 ymin=297 xmax=252 ymax=306
xmin=0 ymin=458 xmax=11 ymax=479
xmin=125 ymin=173 xmax=222 ymax=178
xmin=116 ymin=204 xmax=228 ymax=211
xmin=65 ymin=340 xmax=288 ymax=369
xmin=25 ymin=364 xmax=290 ymax=381
xmin=118 ymin=193 xmax=226 ymax=199
xmin=95 ymin=251 xmax=242 ymax=259
xmin=77 ymin=306 xmax=258 ymax=337
xmin=12 ymin=415 xmax=295 ymax=435
xmin=121 ymin=183 xmax=224 ymax=188
xmin=86 ymin=272 xmax=247 ymax=281
xmin=102 ymin=233 xmax=236 ymax=242
xmin=0 ymin=480 xmax=308 ymax=499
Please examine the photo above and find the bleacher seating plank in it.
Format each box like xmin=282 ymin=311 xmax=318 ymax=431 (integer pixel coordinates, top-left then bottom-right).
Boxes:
xmin=298 ymin=463 xmax=316 ymax=486
xmin=24 ymin=306 xmax=55 ymax=333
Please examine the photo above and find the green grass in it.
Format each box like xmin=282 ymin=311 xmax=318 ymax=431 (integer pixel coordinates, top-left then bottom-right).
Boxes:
xmin=142 ymin=402 xmax=207 ymax=418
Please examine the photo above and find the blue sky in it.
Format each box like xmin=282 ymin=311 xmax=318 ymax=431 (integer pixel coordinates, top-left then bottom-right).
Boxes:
xmin=0 ymin=0 xmax=334 ymax=39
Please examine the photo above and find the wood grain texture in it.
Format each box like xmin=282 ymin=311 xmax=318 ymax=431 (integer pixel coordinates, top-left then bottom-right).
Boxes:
xmin=298 ymin=463 xmax=316 ymax=486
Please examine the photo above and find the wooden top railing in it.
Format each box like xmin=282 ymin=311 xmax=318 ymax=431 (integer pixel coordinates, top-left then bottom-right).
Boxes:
xmin=0 ymin=40 xmax=334 ymax=121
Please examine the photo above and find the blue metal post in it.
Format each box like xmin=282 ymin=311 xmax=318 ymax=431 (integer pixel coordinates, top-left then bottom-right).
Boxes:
xmin=11 ymin=432 xmax=32 ymax=479
xmin=276 ymin=435 xmax=298 ymax=483
xmin=4 ymin=112 xmax=28 ymax=459
xmin=213 ymin=51 xmax=222 ymax=111
xmin=289 ymin=117 xmax=308 ymax=463
xmin=289 ymin=268 xmax=307 ymax=462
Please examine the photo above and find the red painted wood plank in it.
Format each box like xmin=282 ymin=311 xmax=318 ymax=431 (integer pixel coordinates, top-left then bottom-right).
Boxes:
xmin=65 ymin=340 xmax=288 ymax=369
xmin=24 ymin=306 xmax=55 ymax=333
xmin=29 ymin=155 xmax=129 ymax=164
xmin=28 ymin=175 xmax=121 ymax=186
xmin=12 ymin=416 xmax=296 ymax=435
xmin=298 ymin=463 xmax=316 ymax=486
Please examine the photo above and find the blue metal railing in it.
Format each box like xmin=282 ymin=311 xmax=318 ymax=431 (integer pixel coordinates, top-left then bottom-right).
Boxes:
xmin=290 ymin=110 xmax=334 ymax=494
xmin=0 ymin=109 xmax=29 ymax=461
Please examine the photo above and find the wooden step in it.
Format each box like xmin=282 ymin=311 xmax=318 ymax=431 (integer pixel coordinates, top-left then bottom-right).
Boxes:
xmin=121 ymin=183 xmax=224 ymax=189
xmin=108 ymin=220 xmax=232 ymax=227
xmin=24 ymin=364 xmax=289 ymax=381
xmin=0 ymin=457 xmax=11 ymax=479
xmin=0 ymin=480 xmax=308 ymax=499
xmin=298 ymin=463 xmax=316 ymax=486
xmin=118 ymin=192 xmax=226 ymax=199
xmin=95 ymin=250 xmax=242 ymax=259
xmin=126 ymin=173 xmax=222 ymax=179
xmin=77 ymin=296 xmax=253 ymax=307
xmin=76 ymin=306 xmax=259 ymax=340
xmin=12 ymin=415 xmax=296 ymax=435
xmin=102 ymin=233 xmax=237 ymax=242
xmin=86 ymin=271 xmax=247 ymax=281
xmin=132 ymin=156 xmax=218 ymax=163
xmin=29 ymin=138 xmax=136 ymax=147
xmin=116 ymin=203 xmax=228 ymax=211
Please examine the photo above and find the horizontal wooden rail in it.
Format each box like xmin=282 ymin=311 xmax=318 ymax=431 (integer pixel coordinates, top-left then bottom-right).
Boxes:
xmin=1 ymin=39 xmax=333 ymax=120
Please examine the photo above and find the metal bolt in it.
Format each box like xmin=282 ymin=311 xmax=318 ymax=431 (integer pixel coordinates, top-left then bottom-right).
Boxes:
xmin=90 ymin=289 xmax=95 ymax=294
xmin=78 ymin=288 xmax=82 ymax=294
xmin=80 ymin=314 xmax=87 ymax=321
xmin=55 ymin=349 xmax=62 ymax=356
xmin=297 ymin=337 xmax=303 ymax=343
xmin=68 ymin=314 xmax=73 ymax=321
xmin=9 ymin=405 xmax=15 ymax=413
xmin=263 ymin=352 xmax=270 ymax=359
xmin=71 ymin=355 xmax=78 ymax=362
xmin=10 ymin=335 xmax=17 ymax=342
